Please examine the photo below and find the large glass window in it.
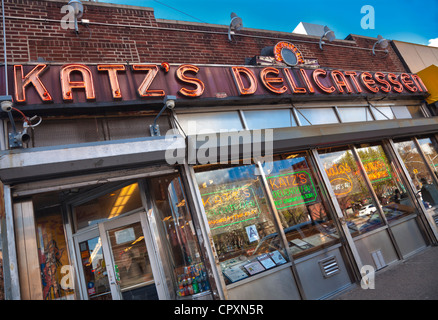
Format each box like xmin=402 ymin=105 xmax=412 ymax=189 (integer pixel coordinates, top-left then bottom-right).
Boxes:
xmin=265 ymin=152 xmax=340 ymax=258
xmin=296 ymin=107 xmax=339 ymax=126
xmin=417 ymin=137 xmax=438 ymax=176
xmin=243 ymin=109 xmax=296 ymax=129
xmin=148 ymin=174 xmax=210 ymax=297
xmin=394 ymin=138 xmax=438 ymax=208
xmin=337 ymin=107 xmax=374 ymax=123
xmin=33 ymin=193 xmax=76 ymax=300
xmin=356 ymin=143 xmax=417 ymax=222
xmin=177 ymin=111 xmax=243 ymax=134
xmin=195 ymin=164 xmax=287 ymax=285
xmin=318 ymin=147 xmax=384 ymax=236
xmin=73 ymin=183 xmax=142 ymax=230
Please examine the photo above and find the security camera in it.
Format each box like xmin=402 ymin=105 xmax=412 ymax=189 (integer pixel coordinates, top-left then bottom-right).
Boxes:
xmin=164 ymin=95 xmax=177 ymax=110
xmin=1 ymin=100 xmax=13 ymax=112
xmin=166 ymin=99 xmax=175 ymax=109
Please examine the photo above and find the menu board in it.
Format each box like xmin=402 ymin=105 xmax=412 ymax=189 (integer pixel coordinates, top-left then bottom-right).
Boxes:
xmin=223 ymin=266 xmax=249 ymax=283
xmin=243 ymin=261 xmax=265 ymax=275
xmin=257 ymin=254 xmax=276 ymax=269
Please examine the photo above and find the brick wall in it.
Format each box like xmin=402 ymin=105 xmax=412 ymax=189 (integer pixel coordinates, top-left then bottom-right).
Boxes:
xmin=1 ymin=0 xmax=408 ymax=73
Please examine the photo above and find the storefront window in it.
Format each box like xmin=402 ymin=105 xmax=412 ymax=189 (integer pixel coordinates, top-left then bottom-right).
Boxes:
xmin=296 ymin=107 xmax=339 ymax=126
xmin=74 ymin=183 xmax=142 ymax=230
xmin=148 ymin=174 xmax=210 ymax=298
xmin=356 ymin=143 xmax=417 ymax=222
xmin=417 ymin=137 xmax=438 ymax=175
xmin=34 ymin=193 xmax=75 ymax=300
xmin=177 ymin=111 xmax=243 ymax=134
xmin=195 ymin=164 xmax=288 ymax=285
xmin=265 ymin=152 xmax=340 ymax=258
xmin=243 ymin=109 xmax=296 ymax=129
xmin=371 ymin=106 xmax=394 ymax=120
xmin=337 ymin=107 xmax=373 ymax=123
xmin=318 ymin=147 xmax=384 ymax=236
xmin=393 ymin=138 xmax=438 ymax=209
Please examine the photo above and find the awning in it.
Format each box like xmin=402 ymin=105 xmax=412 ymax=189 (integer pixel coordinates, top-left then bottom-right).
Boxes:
xmin=417 ymin=64 xmax=438 ymax=104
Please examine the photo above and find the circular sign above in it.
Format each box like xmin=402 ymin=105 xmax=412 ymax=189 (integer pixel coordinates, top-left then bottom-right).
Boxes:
xmin=274 ymin=41 xmax=305 ymax=66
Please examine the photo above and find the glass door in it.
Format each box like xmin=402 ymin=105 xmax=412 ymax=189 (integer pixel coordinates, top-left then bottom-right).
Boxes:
xmin=74 ymin=211 xmax=165 ymax=300
xmin=99 ymin=212 xmax=162 ymax=300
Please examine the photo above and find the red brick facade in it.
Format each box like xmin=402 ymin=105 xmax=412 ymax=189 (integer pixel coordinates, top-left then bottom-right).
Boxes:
xmin=2 ymin=0 xmax=407 ymax=73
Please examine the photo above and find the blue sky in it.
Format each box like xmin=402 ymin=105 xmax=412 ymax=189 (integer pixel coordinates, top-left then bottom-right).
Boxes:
xmin=104 ymin=0 xmax=438 ymax=46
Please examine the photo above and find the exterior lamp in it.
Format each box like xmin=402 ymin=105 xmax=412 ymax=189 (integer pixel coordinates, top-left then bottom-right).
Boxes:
xmin=228 ymin=12 xmax=243 ymax=42
xmin=319 ymin=26 xmax=336 ymax=50
xmin=68 ymin=0 xmax=84 ymax=34
xmin=150 ymin=95 xmax=176 ymax=136
xmin=372 ymin=35 xmax=389 ymax=55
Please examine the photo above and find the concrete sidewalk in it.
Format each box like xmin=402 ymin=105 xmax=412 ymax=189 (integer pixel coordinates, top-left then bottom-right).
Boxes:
xmin=333 ymin=245 xmax=438 ymax=300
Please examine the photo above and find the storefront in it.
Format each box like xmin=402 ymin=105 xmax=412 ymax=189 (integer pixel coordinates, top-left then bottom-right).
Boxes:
xmin=1 ymin=57 xmax=438 ymax=301
xmin=1 ymin=0 xmax=438 ymax=301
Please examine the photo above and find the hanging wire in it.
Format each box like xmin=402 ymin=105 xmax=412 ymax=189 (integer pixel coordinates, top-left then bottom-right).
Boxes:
xmin=152 ymin=0 xmax=207 ymax=24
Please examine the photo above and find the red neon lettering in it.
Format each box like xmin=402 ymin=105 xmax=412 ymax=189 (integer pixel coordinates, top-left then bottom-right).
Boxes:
xmin=344 ymin=71 xmax=362 ymax=93
xmin=14 ymin=64 xmax=52 ymax=103
xmin=133 ymin=65 xmax=165 ymax=97
xmin=230 ymin=66 xmax=257 ymax=95
xmin=60 ymin=64 xmax=95 ymax=101
xmin=360 ymin=72 xmax=379 ymax=93
xmin=374 ymin=72 xmax=391 ymax=93
xmin=176 ymin=64 xmax=205 ymax=97
xmin=283 ymin=68 xmax=306 ymax=93
xmin=299 ymin=69 xmax=315 ymax=93
xmin=400 ymin=73 xmax=418 ymax=92
xmin=97 ymin=64 xmax=126 ymax=99
xmin=387 ymin=73 xmax=403 ymax=93
xmin=410 ymin=74 xmax=427 ymax=92
xmin=260 ymin=67 xmax=288 ymax=94
xmin=330 ymin=70 xmax=352 ymax=93
xmin=312 ymin=69 xmax=335 ymax=93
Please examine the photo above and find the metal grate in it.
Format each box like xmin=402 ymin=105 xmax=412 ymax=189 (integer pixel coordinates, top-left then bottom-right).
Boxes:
xmin=319 ymin=256 xmax=340 ymax=278
xmin=371 ymin=249 xmax=387 ymax=270
xmin=433 ymin=214 xmax=438 ymax=227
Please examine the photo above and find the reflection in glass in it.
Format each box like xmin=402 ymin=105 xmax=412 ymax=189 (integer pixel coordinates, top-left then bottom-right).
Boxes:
xmin=107 ymin=222 xmax=158 ymax=300
xmin=356 ymin=144 xmax=417 ymax=222
xmin=79 ymin=236 xmax=112 ymax=300
xmin=318 ymin=147 xmax=384 ymax=236
xmin=371 ymin=106 xmax=394 ymax=120
xmin=149 ymin=174 xmax=210 ymax=297
xmin=418 ymin=137 xmax=438 ymax=176
xmin=244 ymin=109 xmax=296 ymax=129
xmin=337 ymin=107 xmax=373 ymax=123
xmin=177 ymin=111 xmax=243 ymax=134
xmin=74 ymin=183 xmax=142 ymax=230
xmin=394 ymin=139 xmax=438 ymax=208
xmin=296 ymin=108 xmax=339 ymax=126
xmin=195 ymin=164 xmax=287 ymax=285
xmin=265 ymin=153 xmax=340 ymax=258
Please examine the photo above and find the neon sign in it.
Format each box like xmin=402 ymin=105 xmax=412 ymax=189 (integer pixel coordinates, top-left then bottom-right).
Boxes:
xmin=201 ymin=185 xmax=261 ymax=230
xmin=362 ymin=158 xmax=392 ymax=182
xmin=267 ymin=171 xmax=318 ymax=209
xmin=8 ymin=63 xmax=428 ymax=111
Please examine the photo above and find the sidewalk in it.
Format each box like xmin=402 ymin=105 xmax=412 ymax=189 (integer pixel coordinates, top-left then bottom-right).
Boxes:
xmin=333 ymin=245 xmax=438 ymax=300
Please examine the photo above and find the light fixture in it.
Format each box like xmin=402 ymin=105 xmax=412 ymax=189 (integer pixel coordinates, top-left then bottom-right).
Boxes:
xmin=0 ymin=95 xmax=42 ymax=148
xmin=319 ymin=26 xmax=336 ymax=50
xmin=228 ymin=12 xmax=243 ymax=42
xmin=372 ymin=35 xmax=389 ymax=55
xmin=150 ymin=95 xmax=177 ymax=136
xmin=68 ymin=0 xmax=84 ymax=34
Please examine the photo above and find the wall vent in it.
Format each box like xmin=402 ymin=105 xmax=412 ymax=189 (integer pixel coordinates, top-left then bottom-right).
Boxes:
xmin=432 ymin=214 xmax=438 ymax=227
xmin=319 ymin=256 xmax=340 ymax=278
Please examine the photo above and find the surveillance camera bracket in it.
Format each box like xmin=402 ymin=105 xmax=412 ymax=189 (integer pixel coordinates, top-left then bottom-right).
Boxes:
xmin=150 ymin=95 xmax=177 ymax=136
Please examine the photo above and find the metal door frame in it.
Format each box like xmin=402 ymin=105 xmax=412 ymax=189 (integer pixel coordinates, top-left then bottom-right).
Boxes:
xmin=72 ymin=210 xmax=167 ymax=300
